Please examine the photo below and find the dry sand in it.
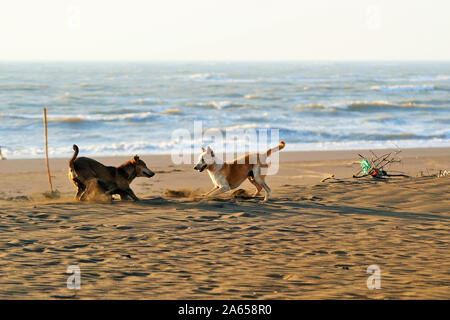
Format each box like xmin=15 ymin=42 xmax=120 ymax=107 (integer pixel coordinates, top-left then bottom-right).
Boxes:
xmin=0 ymin=148 xmax=449 ymax=299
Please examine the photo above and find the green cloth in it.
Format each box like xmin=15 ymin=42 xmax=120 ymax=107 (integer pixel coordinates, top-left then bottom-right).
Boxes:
xmin=360 ymin=159 xmax=370 ymax=174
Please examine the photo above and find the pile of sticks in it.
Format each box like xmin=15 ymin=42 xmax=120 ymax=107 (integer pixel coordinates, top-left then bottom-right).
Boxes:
xmin=353 ymin=149 xmax=409 ymax=179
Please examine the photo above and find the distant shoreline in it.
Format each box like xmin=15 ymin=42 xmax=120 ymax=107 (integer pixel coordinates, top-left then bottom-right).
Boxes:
xmin=2 ymin=60 xmax=450 ymax=63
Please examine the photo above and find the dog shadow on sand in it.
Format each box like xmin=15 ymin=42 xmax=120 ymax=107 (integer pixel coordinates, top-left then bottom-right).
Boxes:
xmin=131 ymin=187 xmax=448 ymax=223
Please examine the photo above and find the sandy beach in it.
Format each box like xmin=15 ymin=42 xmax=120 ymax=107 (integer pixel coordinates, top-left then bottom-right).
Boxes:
xmin=0 ymin=148 xmax=449 ymax=299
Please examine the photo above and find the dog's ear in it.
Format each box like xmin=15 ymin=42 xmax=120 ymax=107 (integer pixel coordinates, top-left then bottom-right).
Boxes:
xmin=206 ymin=146 xmax=214 ymax=157
xmin=201 ymin=147 xmax=206 ymax=152
xmin=132 ymin=155 xmax=140 ymax=163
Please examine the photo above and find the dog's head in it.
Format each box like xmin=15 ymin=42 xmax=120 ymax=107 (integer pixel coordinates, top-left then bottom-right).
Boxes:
xmin=130 ymin=155 xmax=155 ymax=178
xmin=194 ymin=146 xmax=215 ymax=172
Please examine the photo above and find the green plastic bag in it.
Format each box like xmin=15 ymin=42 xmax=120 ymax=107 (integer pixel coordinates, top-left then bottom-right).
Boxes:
xmin=360 ymin=159 xmax=370 ymax=174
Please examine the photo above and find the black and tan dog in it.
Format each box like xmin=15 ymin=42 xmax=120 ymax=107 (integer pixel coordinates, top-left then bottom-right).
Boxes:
xmin=68 ymin=145 xmax=154 ymax=201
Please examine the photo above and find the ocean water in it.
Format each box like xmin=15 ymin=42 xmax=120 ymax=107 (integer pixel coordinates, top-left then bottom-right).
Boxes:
xmin=0 ymin=61 xmax=449 ymax=159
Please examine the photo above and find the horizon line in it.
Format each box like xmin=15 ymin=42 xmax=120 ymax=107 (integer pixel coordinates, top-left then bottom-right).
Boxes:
xmin=1 ymin=59 xmax=450 ymax=63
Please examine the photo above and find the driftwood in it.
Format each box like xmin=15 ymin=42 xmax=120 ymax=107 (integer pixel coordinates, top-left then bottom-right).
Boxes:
xmin=321 ymin=175 xmax=335 ymax=183
xmin=438 ymin=170 xmax=449 ymax=178
xmin=353 ymin=149 xmax=409 ymax=179
xmin=417 ymin=169 xmax=449 ymax=178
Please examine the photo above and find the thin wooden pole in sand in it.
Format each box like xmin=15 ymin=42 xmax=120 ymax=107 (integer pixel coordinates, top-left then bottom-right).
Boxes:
xmin=43 ymin=108 xmax=53 ymax=192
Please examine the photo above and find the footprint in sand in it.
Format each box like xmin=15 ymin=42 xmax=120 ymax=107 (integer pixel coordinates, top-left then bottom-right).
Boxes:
xmin=6 ymin=239 xmax=38 ymax=247
xmin=74 ymin=226 xmax=98 ymax=231
xmin=334 ymin=264 xmax=352 ymax=270
xmin=64 ymin=244 xmax=89 ymax=249
xmin=332 ymin=250 xmax=348 ymax=256
xmin=23 ymin=245 xmax=45 ymax=253
xmin=120 ymin=271 xmax=149 ymax=277
xmin=116 ymin=225 xmax=133 ymax=230
xmin=77 ymin=257 xmax=104 ymax=264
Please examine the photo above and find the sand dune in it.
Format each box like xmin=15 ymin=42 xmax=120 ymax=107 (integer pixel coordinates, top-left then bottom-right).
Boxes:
xmin=0 ymin=149 xmax=448 ymax=299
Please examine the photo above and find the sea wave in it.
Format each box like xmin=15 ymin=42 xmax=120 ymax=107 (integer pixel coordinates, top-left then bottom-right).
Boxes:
xmin=185 ymin=101 xmax=249 ymax=109
xmin=295 ymin=103 xmax=327 ymax=111
xmin=209 ymin=92 xmax=243 ymax=98
xmin=370 ymin=84 xmax=436 ymax=92
xmin=203 ymin=123 xmax=266 ymax=134
xmin=200 ymin=124 xmax=449 ymax=144
xmin=74 ymin=83 xmax=106 ymax=90
xmin=179 ymin=73 xmax=288 ymax=84
xmin=295 ymin=100 xmax=430 ymax=112
xmin=1 ymin=140 xmax=179 ymax=158
xmin=3 ymin=112 xmax=155 ymax=123
xmin=186 ymin=73 xmax=227 ymax=81
xmin=346 ymin=101 xmax=428 ymax=111
xmin=161 ymin=108 xmax=183 ymax=115
xmin=244 ymin=94 xmax=283 ymax=101
xmin=402 ymin=98 xmax=449 ymax=106
xmin=284 ymin=138 xmax=450 ymax=152
xmin=363 ymin=115 xmax=396 ymax=122
xmin=432 ymin=118 xmax=450 ymax=124
xmin=133 ymin=98 xmax=163 ymax=105
xmin=381 ymin=74 xmax=450 ymax=82
xmin=0 ymin=84 xmax=49 ymax=91
xmin=2 ymin=133 xmax=450 ymax=159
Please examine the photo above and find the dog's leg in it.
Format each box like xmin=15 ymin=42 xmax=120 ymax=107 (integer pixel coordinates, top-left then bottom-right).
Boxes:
xmin=96 ymin=181 xmax=120 ymax=202
xmin=125 ymin=188 xmax=139 ymax=201
xmin=254 ymin=175 xmax=270 ymax=201
xmin=203 ymin=185 xmax=230 ymax=200
xmin=247 ymin=177 xmax=262 ymax=197
xmin=75 ymin=187 xmax=84 ymax=201
xmin=79 ymin=189 xmax=89 ymax=201
xmin=117 ymin=190 xmax=131 ymax=201
xmin=202 ymin=186 xmax=219 ymax=197
xmin=74 ymin=181 xmax=85 ymax=201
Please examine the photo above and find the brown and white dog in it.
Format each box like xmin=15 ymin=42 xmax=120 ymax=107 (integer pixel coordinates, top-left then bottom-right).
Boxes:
xmin=68 ymin=144 xmax=154 ymax=201
xmin=194 ymin=141 xmax=285 ymax=201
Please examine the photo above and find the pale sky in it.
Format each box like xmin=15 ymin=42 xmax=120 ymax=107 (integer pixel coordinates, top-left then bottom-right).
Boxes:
xmin=0 ymin=0 xmax=449 ymax=61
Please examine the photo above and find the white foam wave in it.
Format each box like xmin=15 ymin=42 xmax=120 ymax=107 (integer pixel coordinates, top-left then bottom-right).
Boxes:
xmin=285 ymin=138 xmax=450 ymax=151
xmin=204 ymin=123 xmax=267 ymax=134
xmin=370 ymin=84 xmax=435 ymax=92
xmin=321 ymin=101 xmax=393 ymax=110
xmin=186 ymin=73 xmax=227 ymax=81
xmin=2 ymin=140 xmax=179 ymax=158
xmin=186 ymin=101 xmax=245 ymax=109
xmin=4 ymin=112 xmax=155 ymax=122
xmin=296 ymin=100 xmax=430 ymax=111
xmin=5 ymin=137 xmax=450 ymax=160
xmin=179 ymin=73 xmax=259 ymax=83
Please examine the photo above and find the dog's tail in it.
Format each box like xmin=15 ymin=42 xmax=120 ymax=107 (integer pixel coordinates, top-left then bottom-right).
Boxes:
xmin=266 ymin=141 xmax=285 ymax=157
xmin=69 ymin=144 xmax=79 ymax=170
